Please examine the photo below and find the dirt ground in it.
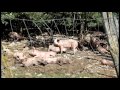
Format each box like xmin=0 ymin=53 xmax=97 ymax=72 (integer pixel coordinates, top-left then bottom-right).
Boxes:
xmin=1 ymin=40 xmax=117 ymax=78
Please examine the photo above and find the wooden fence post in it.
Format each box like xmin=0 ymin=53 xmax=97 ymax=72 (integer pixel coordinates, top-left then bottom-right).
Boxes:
xmin=102 ymin=12 xmax=119 ymax=77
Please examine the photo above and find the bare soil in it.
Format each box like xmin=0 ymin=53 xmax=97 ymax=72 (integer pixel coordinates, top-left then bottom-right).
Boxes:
xmin=1 ymin=40 xmax=117 ymax=78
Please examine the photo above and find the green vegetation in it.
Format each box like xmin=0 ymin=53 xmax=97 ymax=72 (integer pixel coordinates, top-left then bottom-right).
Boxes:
xmin=1 ymin=12 xmax=118 ymax=36
xmin=0 ymin=12 xmax=103 ymax=31
xmin=2 ymin=54 xmax=13 ymax=78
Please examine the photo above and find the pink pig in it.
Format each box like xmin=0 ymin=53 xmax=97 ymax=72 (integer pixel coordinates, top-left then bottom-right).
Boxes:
xmin=100 ymin=59 xmax=114 ymax=67
xmin=54 ymin=38 xmax=78 ymax=54
xmin=22 ymin=57 xmax=40 ymax=67
xmin=29 ymin=47 xmax=56 ymax=59
xmin=48 ymin=44 xmax=67 ymax=53
xmin=13 ymin=52 xmax=26 ymax=62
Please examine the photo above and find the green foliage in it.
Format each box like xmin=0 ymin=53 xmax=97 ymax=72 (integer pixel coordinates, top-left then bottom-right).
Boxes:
xmin=1 ymin=12 xmax=15 ymax=25
xmin=1 ymin=12 xmax=106 ymax=32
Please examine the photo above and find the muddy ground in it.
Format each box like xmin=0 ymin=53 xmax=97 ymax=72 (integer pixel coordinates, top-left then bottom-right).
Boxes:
xmin=1 ymin=40 xmax=117 ymax=78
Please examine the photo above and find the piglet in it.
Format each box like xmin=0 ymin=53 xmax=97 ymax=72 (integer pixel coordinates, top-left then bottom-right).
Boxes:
xmin=100 ymin=59 xmax=114 ymax=67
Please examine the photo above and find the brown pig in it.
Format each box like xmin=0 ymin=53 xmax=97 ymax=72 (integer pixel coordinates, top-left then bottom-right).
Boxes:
xmin=84 ymin=34 xmax=91 ymax=43
xmin=92 ymin=31 xmax=105 ymax=37
xmin=48 ymin=44 xmax=67 ymax=53
xmin=96 ymin=45 xmax=110 ymax=55
xmin=103 ymin=44 xmax=110 ymax=51
xmin=8 ymin=32 xmax=25 ymax=41
xmin=90 ymin=36 xmax=100 ymax=48
xmin=54 ymin=38 xmax=78 ymax=54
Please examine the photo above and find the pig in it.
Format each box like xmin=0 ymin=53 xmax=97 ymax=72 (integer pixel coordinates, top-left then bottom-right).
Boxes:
xmin=56 ymin=58 xmax=71 ymax=65
xmin=84 ymin=34 xmax=91 ymax=43
xmin=54 ymin=38 xmax=78 ymax=54
xmin=46 ymin=51 xmax=56 ymax=57
xmin=22 ymin=57 xmax=40 ymax=67
xmin=100 ymin=59 xmax=114 ymax=67
xmin=91 ymin=37 xmax=100 ymax=47
xmin=29 ymin=47 xmax=56 ymax=59
xmin=2 ymin=48 xmax=13 ymax=56
xmin=96 ymin=45 xmax=110 ymax=55
xmin=48 ymin=44 xmax=67 ymax=53
xmin=39 ymin=57 xmax=71 ymax=65
xmin=91 ymin=37 xmax=104 ymax=49
xmin=92 ymin=31 xmax=105 ymax=37
xmin=13 ymin=52 xmax=27 ymax=63
xmin=23 ymin=57 xmax=60 ymax=66
xmin=102 ymin=44 xmax=110 ymax=51
xmin=41 ymin=57 xmax=60 ymax=64
xmin=8 ymin=32 xmax=25 ymax=41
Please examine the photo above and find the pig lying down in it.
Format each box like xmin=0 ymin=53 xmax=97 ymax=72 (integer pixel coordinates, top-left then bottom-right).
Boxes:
xmin=96 ymin=45 xmax=110 ymax=55
xmin=48 ymin=44 xmax=67 ymax=53
xmin=22 ymin=57 xmax=40 ymax=67
xmin=29 ymin=48 xmax=56 ymax=59
xmin=100 ymin=59 xmax=114 ymax=67
xmin=22 ymin=57 xmax=58 ymax=67
xmin=39 ymin=57 xmax=61 ymax=65
xmin=22 ymin=56 xmax=71 ymax=67
xmin=54 ymin=38 xmax=78 ymax=54
xmin=8 ymin=32 xmax=25 ymax=41
xmin=40 ymin=57 xmax=71 ymax=65
xmin=13 ymin=52 xmax=27 ymax=63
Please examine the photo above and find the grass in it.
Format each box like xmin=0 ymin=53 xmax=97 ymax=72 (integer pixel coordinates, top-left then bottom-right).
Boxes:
xmin=8 ymin=69 xmax=99 ymax=78
xmin=2 ymin=54 xmax=13 ymax=78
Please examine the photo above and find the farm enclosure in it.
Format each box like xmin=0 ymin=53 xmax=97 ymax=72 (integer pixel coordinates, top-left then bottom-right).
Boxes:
xmin=1 ymin=12 xmax=118 ymax=78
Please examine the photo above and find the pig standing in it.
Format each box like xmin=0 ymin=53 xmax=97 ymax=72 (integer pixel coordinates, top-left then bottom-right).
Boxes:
xmin=48 ymin=44 xmax=67 ymax=53
xmin=54 ymin=38 xmax=78 ymax=54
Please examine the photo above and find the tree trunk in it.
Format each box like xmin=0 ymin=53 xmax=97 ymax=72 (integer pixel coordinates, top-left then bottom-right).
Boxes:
xmin=78 ymin=13 xmax=84 ymax=40
xmin=113 ymin=14 xmax=119 ymax=40
xmin=102 ymin=12 xmax=119 ymax=77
